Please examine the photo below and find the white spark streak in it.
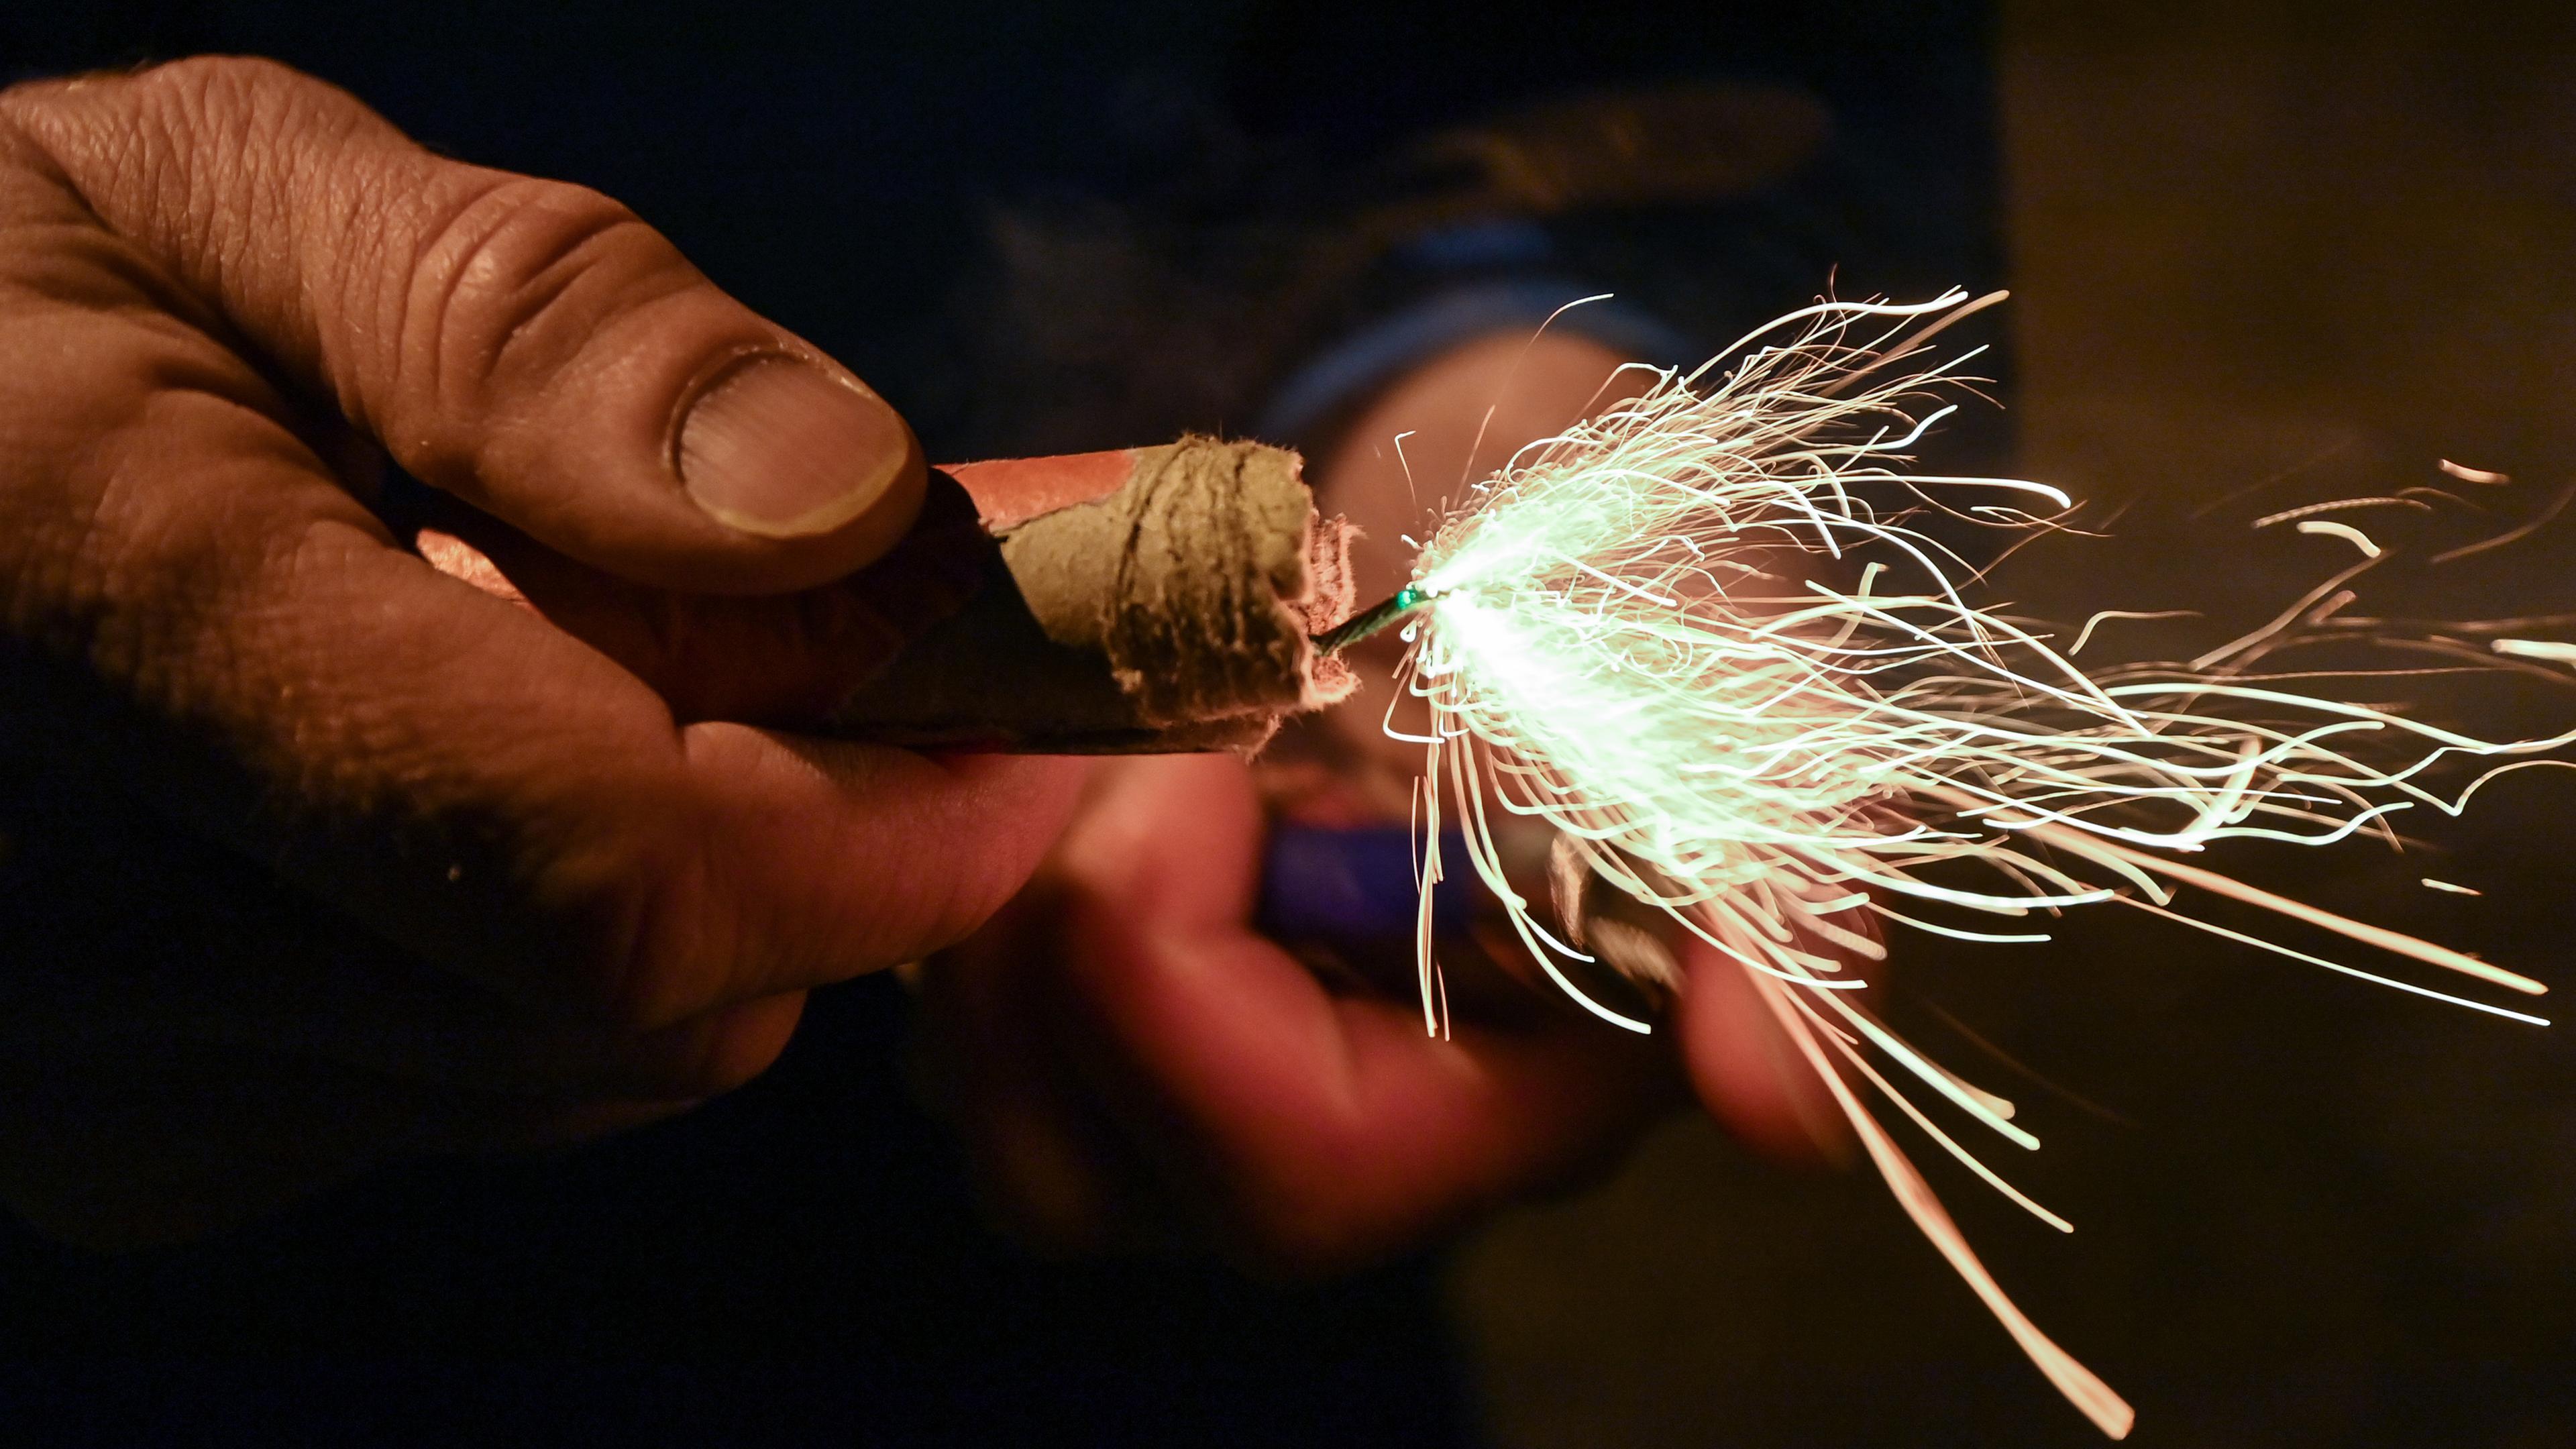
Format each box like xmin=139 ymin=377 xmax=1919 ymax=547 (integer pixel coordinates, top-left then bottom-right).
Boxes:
xmin=2438 ymin=459 xmax=2511 ymax=484
xmin=2494 ymin=638 xmax=2576 ymax=663
xmin=2295 ymin=519 xmax=2383 ymax=557
xmin=1379 ymin=291 xmax=2575 ymax=1440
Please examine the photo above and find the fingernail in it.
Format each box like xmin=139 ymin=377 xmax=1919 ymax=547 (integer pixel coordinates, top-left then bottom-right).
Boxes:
xmin=678 ymin=357 xmax=912 ymax=538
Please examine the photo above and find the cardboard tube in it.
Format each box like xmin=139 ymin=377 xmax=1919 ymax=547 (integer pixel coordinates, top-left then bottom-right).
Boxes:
xmin=832 ymin=436 xmax=1358 ymax=751
xmin=416 ymin=435 xmax=1355 ymax=753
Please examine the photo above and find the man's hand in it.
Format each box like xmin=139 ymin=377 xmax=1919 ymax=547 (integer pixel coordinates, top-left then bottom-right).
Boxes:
xmin=919 ymin=754 xmax=1844 ymax=1274
xmin=0 ymin=58 xmax=1085 ymax=1247
xmin=919 ymin=755 xmax=1680 ymax=1270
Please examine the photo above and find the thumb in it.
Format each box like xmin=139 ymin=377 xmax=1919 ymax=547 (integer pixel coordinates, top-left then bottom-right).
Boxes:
xmin=3 ymin=58 xmax=916 ymax=594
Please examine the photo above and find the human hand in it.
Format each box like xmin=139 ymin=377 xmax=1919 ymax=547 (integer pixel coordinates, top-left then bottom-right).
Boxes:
xmin=0 ymin=58 xmax=1085 ymax=1246
xmin=916 ymin=752 xmax=1842 ymax=1274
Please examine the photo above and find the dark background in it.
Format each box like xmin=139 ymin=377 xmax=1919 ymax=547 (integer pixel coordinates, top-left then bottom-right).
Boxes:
xmin=7 ymin=4 xmax=2575 ymax=1448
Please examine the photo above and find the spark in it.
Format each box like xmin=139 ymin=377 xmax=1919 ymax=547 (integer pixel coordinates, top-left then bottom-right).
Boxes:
xmin=1375 ymin=290 xmax=2576 ymax=1440
xmin=2493 ymin=637 xmax=2576 ymax=664
xmin=2438 ymin=458 xmax=2512 ymax=484
xmin=2067 ymin=609 xmax=2200 ymax=657
xmin=2431 ymin=478 xmax=2576 ymax=564
xmin=2295 ymin=519 xmax=2383 ymax=557
xmin=2251 ymin=496 xmax=2427 ymax=528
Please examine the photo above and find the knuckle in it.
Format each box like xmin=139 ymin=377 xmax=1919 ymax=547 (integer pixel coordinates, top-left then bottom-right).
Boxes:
xmin=562 ymin=835 xmax=721 ymax=1034
xmin=392 ymin=174 xmax=677 ymax=464
xmin=1 ymin=57 xmax=392 ymax=333
xmin=0 ymin=76 xmax=60 ymax=135
xmin=0 ymin=54 xmax=268 ymax=124
xmin=123 ymin=55 xmax=313 ymax=126
xmin=12 ymin=56 xmax=344 ymax=188
xmin=131 ymin=54 xmax=315 ymax=105
xmin=0 ymin=356 xmax=323 ymax=721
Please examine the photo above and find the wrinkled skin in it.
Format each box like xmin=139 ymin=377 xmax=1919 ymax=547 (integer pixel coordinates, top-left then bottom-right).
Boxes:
xmin=0 ymin=58 xmax=1085 ymax=1246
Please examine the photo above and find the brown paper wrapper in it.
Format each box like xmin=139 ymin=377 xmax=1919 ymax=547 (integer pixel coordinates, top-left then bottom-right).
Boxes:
xmin=831 ymin=437 xmax=1356 ymax=752
xmin=415 ymin=436 xmax=1354 ymax=753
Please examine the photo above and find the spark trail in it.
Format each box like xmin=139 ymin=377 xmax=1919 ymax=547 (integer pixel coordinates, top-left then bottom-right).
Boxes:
xmin=1373 ymin=290 xmax=2575 ymax=1439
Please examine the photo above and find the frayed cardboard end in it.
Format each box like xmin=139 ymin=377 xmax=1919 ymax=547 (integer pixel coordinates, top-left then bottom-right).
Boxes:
xmin=1296 ymin=513 xmax=1362 ymax=711
xmin=828 ymin=441 xmax=1360 ymax=753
